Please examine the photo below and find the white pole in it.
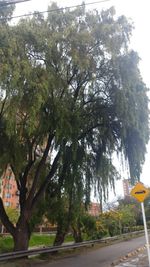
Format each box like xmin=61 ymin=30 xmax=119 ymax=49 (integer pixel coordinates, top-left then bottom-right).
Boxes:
xmin=141 ymin=202 xmax=150 ymax=267
xmin=1 ymin=225 xmax=4 ymax=234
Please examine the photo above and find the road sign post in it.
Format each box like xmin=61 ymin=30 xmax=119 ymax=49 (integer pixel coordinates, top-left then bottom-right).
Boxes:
xmin=131 ymin=182 xmax=150 ymax=267
xmin=141 ymin=202 xmax=150 ymax=267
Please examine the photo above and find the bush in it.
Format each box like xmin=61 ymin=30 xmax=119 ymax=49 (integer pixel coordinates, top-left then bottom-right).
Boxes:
xmin=123 ymin=225 xmax=144 ymax=233
xmin=92 ymin=220 xmax=108 ymax=239
xmin=146 ymin=221 xmax=150 ymax=229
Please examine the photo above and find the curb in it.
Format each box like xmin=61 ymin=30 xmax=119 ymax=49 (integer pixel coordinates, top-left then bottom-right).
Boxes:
xmin=111 ymin=245 xmax=146 ymax=266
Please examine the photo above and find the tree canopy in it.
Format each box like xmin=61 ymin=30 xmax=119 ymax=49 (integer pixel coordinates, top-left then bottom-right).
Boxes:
xmin=0 ymin=3 xmax=149 ymax=250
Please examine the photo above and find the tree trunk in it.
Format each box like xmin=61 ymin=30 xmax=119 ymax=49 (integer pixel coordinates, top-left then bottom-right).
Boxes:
xmin=53 ymin=226 xmax=66 ymax=246
xmin=72 ymin=227 xmax=83 ymax=243
xmin=13 ymin=221 xmax=31 ymax=251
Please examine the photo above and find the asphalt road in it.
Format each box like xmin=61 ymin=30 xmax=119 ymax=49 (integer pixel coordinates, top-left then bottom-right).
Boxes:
xmin=1 ymin=235 xmax=146 ymax=267
xmin=40 ymin=235 xmax=146 ymax=267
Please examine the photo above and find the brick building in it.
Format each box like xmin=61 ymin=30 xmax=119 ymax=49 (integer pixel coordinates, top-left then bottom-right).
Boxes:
xmin=122 ymin=179 xmax=132 ymax=197
xmin=88 ymin=202 xmax=101 ymax=217
xmin=0 ymin=165 xmax=19 ymax=209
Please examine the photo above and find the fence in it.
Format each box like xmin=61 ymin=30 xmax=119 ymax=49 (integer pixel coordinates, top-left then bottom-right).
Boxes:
xmin=0 ymin=230 xmax=146 ymax=262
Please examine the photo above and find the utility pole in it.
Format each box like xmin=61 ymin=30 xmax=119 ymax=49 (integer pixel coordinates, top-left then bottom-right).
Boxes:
xmin=0 ymin=0 xmax=30 ymax=7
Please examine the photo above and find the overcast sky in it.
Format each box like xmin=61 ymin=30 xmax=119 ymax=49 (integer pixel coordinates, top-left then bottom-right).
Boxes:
xmin=14 ymin=0 xmax=150 ymax=199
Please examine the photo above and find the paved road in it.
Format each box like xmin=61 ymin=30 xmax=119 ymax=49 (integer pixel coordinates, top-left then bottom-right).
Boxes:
xmin=39 ymin=235 xmax=146 ymax=267
xmin=1 ymin=235 xmax=146 ymax=267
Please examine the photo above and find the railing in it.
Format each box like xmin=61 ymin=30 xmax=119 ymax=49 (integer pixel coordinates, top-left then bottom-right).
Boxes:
xmin=0 ymin=230 xmax=146 ymax=262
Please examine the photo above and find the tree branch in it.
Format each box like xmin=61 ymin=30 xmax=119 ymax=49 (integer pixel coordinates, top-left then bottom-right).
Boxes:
xmin=19 ymin=160 xmax=34 ymax=211
xmin=0 ymin=198 xmax=16 ymax=237
xmin=31 ymin=149 xmax=61 ymax=209
xmin=0 ymin=95 xmax=7 ymax=119
xmin=78 ymin=123 xmax=104 ymax=140
xmin=15 ymin=137 xmax=37 ymax=211
xmin=26 ymin=133 xmax=54 ymax=205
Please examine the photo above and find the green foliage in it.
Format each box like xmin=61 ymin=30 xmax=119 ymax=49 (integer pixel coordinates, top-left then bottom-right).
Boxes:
xmin=78 ymin=214 xmax=97 ymax=239
xmin=0 ymin=2 xmax=149 ymax=250
xmin=0 ymin=2 xmax=15 ymax=22
xmin=97 ymin=197 xmax=140 ymax=237
xmin=0 ymin=3 xmax=148 ymax=184
xmin=0 ymin=235 xmax=13 ymax=253
xmin=99 ymin=210 xmax=121 ymax=236
xmin=82 ymin=214 xmax=96 ymax=232
xmin=5 ymin=208 xmax=19 ymax=225
xmin=93 ymin=220 xmax=108 ymax=239
xmin=119 ymin=205 xmax=136 ymax=231
xmin=118 ymin=196 xmax=142 ymax=228
xmin=29 ymin=199 xmax=47 ymax=232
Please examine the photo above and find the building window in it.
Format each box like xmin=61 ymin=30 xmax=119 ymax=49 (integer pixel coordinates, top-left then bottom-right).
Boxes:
xmin=5 ymin=184 xmax=12 ymax=189
xmin=5 ymin=193 xmax=11 ymax=198
xmin=4 ymin=202 xmax=11 ymax=207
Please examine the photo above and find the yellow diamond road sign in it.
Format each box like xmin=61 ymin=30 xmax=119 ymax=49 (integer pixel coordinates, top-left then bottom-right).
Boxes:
xmin=131 ymin=182 xmax=150 ymax=202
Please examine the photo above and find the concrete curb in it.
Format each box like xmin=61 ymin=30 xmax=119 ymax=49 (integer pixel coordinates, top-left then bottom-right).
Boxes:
xmin=111 ymin=245 xmax=146 ymax=266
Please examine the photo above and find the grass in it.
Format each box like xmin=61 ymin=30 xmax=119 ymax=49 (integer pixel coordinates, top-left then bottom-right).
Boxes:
xmin=0 ymin=235 xmax=13 ymax=253
xmin=0 ymin=233 xmax=74 ymax=253
xmin=29 ymin=234 xmax=55 ymax=247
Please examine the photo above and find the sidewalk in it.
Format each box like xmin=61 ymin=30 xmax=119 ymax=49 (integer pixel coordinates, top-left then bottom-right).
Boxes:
xmin=112 ymin=245 xmax=149 ymax=266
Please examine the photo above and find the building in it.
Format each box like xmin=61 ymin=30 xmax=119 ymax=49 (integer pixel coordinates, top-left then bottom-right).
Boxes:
xmin=0 ymin=165 xmax=19 ymax=209
xmin=88 ymin=202 xmax=101 ymax=217
xmin=122 ymin=179 xmax=132 ymax=197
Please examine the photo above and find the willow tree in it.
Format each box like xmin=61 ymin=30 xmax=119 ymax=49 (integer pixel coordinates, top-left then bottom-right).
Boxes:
xmin=0 ymin=3 xmax=149 ymax=251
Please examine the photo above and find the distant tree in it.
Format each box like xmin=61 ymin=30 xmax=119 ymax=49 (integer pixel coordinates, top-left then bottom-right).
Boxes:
xmin=0 ymin=3 xmax=149 ymax=251
xmin=119 ymin=205 xmax=136 ymax=232
xmin=100 ymin=210 xmax=121 ymax=236
xmin=99 ymin=205 xmax=137 ymax=236
xmin=81 ymin=214 xmax=97 ymax=239
xmin=0 ymin=1 xmax=15 ymax=22
xmin=118 ymin=196 xmax=142 ymax=227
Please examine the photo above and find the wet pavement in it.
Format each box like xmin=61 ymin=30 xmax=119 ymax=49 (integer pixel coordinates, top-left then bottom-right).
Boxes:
xmin=113 ymin=246 xmax=149 ymax=266
xmin=0 ymin=236 xmax=148 ymax=267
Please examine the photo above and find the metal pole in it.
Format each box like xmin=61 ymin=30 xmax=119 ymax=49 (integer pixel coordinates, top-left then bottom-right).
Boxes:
xmin=141 ymin=202 xmax=150 ymax=267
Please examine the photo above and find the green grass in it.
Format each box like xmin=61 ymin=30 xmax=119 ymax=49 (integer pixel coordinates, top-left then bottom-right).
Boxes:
xmin=0 ymin=235 xmax=13 ymax=253
xmin=29 ymin=234 xmax=55 ymax=247
xmin=29 ymin=233 xmax=74 ymax=247
xmin=0 ymin=233 xmax=74 ymax=253
xmin=64 ymin=234 xmax=74 ymax=243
